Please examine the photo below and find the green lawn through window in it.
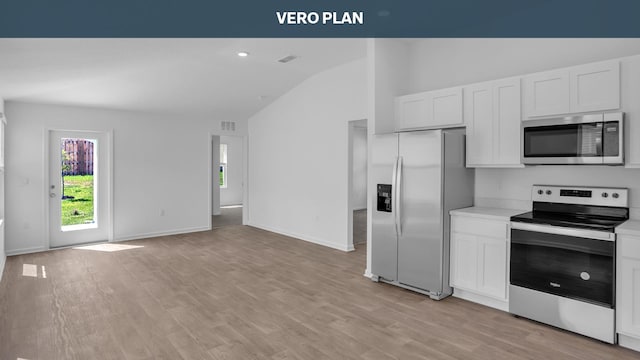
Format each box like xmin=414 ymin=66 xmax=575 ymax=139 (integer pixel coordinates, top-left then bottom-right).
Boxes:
xmin=61 ymin=175 xmax=95 ymax=226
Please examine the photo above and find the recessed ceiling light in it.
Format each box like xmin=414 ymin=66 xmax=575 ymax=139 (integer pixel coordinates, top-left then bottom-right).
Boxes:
xmin=237 ymin=51 xmax=249 ymax=57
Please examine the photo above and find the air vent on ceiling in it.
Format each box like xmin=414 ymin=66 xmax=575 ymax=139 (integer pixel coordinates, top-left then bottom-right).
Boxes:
xmin=278 ymin=55 xmax=298 ymax=63
xmin=221 ymin=121 xmax=236 ymax=131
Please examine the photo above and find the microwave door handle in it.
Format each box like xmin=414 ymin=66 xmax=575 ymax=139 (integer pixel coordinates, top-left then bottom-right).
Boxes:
xmin=596 ymin=135 xmax=603 ymax=157
xmin=596 ymin=123 xmax=603 ymax=156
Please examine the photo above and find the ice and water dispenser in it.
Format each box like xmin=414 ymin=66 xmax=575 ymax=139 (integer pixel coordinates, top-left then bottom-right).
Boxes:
xmin=376 ymin=184 xmax=392 ymax=212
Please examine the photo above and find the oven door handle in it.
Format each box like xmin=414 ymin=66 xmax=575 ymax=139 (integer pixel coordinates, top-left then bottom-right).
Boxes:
xmin=510 ymin=222 xmax=615 ymax=242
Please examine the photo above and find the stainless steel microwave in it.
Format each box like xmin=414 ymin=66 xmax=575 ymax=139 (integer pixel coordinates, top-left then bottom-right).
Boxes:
xmin=522 ymin=112 xmax=623 ymax=165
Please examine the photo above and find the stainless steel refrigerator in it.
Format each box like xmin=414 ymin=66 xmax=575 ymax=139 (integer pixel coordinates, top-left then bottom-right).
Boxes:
xmin=371 ymin=128 xmax=474 ymax=300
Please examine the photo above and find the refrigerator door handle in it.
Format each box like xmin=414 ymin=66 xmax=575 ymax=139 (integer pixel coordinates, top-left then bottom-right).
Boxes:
xmin=396 ymin=156 xmax=403 ymax=237
xmin=391 ymin=156 xmax=400 ymax=237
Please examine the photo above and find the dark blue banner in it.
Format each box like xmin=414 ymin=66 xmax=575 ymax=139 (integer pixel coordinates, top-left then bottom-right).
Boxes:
xmin=1 ymin=0 xmax=640 ymax=37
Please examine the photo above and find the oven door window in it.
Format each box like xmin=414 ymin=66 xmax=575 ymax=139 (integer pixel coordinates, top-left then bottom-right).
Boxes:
xmin=523 ymin=122 xmax=603 ymax=158
xmin=510 ymin=229 xmax=614 ymax=308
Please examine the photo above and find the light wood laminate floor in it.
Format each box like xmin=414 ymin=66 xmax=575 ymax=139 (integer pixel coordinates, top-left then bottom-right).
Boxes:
xmin=212 ymin=206 xmax=243 ymax=228
xmin=1 ymin=225 xmax=638 ymax=360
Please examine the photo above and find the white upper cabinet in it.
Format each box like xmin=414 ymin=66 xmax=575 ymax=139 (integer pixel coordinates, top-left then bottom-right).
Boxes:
xmin=494 ymin=79 xmax=522 ymax=166
xmin=395 ymin=87 xmax=463 ymax=131
xmin=0 ymin=118 xmax=4 ymax=169
xmin=523 ymin=69 xmax=570 ymax=118
xmin=430 ymin=87 xmax=463 ymax=127
xmin=0 ymin=98 xmax=4 ymax=169
xmin=395 ymin=92 xmax=429 ymax=130
xmin=619 ymin=55 xmax=640 ymax=168
xmin=464 ymin=83 xmax=493 ymax=166
xmin=570 ymin=61 xmax=620 ymax=113
xmin=523 ymin=60 xmax=620 ymax=119
xmin=464 ymin=77 xmax=521 ymax=167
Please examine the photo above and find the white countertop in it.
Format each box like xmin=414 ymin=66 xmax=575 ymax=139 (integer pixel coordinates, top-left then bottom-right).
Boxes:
xmin=449 ymin=206 xmax=525 ymax=221
xmin=616 ymin=220 xmax=640 ymax=236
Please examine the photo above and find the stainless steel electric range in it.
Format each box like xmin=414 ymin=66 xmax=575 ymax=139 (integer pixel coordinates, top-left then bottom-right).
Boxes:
xmin=509 ymin=185 xmax=629 ymax=343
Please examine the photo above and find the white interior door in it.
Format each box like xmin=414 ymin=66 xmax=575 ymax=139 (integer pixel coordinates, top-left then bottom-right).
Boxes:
xmin=49 ymin=130 xmax=110 ymax=247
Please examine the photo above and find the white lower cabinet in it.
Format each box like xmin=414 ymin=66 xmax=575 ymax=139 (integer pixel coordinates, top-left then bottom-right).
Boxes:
xmin=450 ymin=212 xmax=510 ymax=311
xmin=617 ymin=233 xmax=640 ymax=351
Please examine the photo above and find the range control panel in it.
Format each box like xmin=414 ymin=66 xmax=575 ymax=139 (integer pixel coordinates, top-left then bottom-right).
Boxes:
xmin=531 ymin=185 xmax=629 ymax=207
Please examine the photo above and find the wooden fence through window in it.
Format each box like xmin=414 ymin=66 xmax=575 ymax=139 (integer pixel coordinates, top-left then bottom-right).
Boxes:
xmin=61 ymin=139 xmax=94 ymax=175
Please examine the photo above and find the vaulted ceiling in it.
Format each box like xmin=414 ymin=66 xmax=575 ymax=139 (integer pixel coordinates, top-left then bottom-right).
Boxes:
xmin=0 ymin=38 xmax=366 ymax=120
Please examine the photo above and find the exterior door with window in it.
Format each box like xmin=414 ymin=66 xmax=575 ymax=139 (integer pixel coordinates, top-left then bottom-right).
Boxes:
xmin=49 ymin=130 xmax=110 ymax=247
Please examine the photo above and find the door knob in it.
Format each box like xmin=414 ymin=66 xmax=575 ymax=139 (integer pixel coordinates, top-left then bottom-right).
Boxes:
xmin=50 ymin=193 xmax=56 ymax=198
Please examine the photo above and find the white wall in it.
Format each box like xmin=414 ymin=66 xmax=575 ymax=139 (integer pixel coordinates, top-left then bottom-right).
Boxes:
xmin=352 ymin=125 xmax=367 ymax=210
xmin=4 ymin=102 xmax=243 ymax=255
xmin=405 ymin=39 xmax=640 ymax=216
xmin=247 ymin=59 xmax=366 ymax=251
xmin=368 ymin=39 xmax=410 ymax=135
xmin=0 ymin=97 xmax=5 ymax=280
xmin=406 ymin=39 xmax=640 ymax=93
xmin=220 ymin=135 xmax=243 ymax=206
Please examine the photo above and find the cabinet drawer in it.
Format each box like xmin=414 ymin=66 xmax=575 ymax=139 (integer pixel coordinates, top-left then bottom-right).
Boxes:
xmin=451 ymin=216 xmax=509 ymax=239
xmin=619 ymin=235 xmax=640 ymax=258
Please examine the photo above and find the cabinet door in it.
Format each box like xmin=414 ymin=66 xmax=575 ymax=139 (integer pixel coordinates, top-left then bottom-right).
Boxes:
xmin=493 ymin=78 xmax=522 ymax=166
xmin=395 ymin=92 xmax=430 ymax=131
xmin=621 ymin=56 xmax=640 ymax=167
xmin=570 ymin=60 xmax=620 ymax=113
xmin=523 ymin=69 xmax=570 ymax=118
xmin=0 ymin=99 xmax=4 ymax=168
xmin=617 ymin=257 xmax=640 ymax=336
xmin=477 ymin=236 xmax=508 ymax=300
xmin=429 ymin=87 xmax=463 ymax=128
xmin=450 ymin=232 xmax=478 ymax=291
xmin=617 ymin=236 xmax=640 ymax=337
xmin=464 ymin=83 xmax=493 ymax=167
xmin=0 ymin=118 xmax=4 ymax=168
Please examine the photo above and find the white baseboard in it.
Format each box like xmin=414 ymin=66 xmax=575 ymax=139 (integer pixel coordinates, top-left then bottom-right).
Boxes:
xmin=5 ymin=226 xmax=211 ymax=256
xmin=452 ymin=287 xmax=509 ymax=312
xmin=619 ymin=334 xmax=640 ymax=352
xmin=6 ymin=246 xmax=47 ymax=256
xmin=114 ymin=226 xmax=211 ymax=242
xmin=248 ymin=222 xmax=352 ymax=252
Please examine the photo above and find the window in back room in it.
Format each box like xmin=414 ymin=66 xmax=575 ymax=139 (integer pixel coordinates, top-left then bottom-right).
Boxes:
xmin=220 ymin=143 xmax=227 ymax=188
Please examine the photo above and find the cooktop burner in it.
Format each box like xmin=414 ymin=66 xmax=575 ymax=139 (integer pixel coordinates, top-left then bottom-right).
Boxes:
xmin=510 ymin=211 xmax=627 ymax=232
xmin=510 ymin=185 xmax=630 ymax=233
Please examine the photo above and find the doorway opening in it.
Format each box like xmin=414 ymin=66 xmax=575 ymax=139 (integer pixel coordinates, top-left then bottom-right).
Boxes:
xmin=211 ymin=135 xmax=245 ymax=228
xmin=348 ymin=119 xmax=368 ymax=251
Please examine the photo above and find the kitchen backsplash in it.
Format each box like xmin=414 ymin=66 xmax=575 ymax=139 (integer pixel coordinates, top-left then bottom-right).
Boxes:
xmin=474 ymin=166 xmax=640 ymax=220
